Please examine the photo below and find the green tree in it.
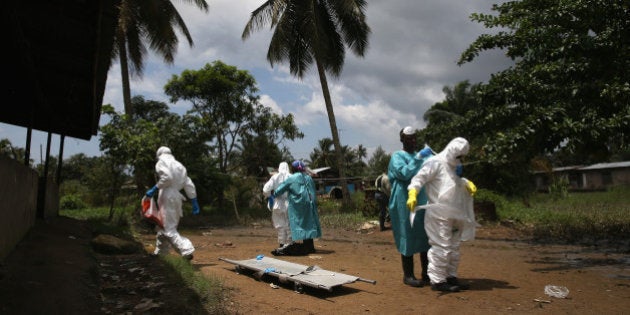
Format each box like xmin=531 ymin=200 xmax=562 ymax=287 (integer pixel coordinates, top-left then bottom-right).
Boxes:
xmin=418 ymin=80 xmax=536 ymax=196
xmin=59 ymin=154 xmax=96 ymax=183
xmin=242 ymin=0 xmax=371 ymax=207
xmin=59 ymin=154 xmax=105 ymax=208
xmin=100 ymin=97 xmax=209 ymax=197
xmin=112 ymin=0 xmax=208 ymax=115
xmin=0 ymin=138 xmax=29 ymax=165
xmin=308 ymin=138 xmax=336 ymax=171
xmin=236 ymin=104 xmax=303 ymax=178
xmin=355 ymin=144 xmax=367 ymax=162
xmin=341 ymin=144 xmax=367 ymax=177
xmin=164 ymin=61 xmax=302 ymax=207
xmin=100 ymin=97 xmax=223 ymax=211
xmin=308 ymin=138 xmax=366 ymax=178
xmin=458 ymin=0 xmax=630 ymax=165
xmin=366 ymin=146 xmax=391 ymax=178
xmin=419 ymin=80 xmax=483 ymax=151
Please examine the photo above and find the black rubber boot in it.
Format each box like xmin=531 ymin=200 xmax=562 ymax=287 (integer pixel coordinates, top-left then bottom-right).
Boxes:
xmin=272 ymin=242 xmax=306 ymax=256
xmin=447 ymin=277 xmax=470 ymax=290
xmin=401 ymin=255 xmax=423 ymax=287
xmin=420 ymin=252 xmax=429 ymax=283
xmin=379 ymin=216 xmax=386 ymax=231
xmin=303 ymin=239 xmax=316 ymax=253
xmin=431 ymin=282 xmax=460 ymax=292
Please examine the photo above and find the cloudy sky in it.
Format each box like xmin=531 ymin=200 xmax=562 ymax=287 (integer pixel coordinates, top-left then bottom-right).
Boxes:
xmin=2 ymin=0 xmax=512 ymax=163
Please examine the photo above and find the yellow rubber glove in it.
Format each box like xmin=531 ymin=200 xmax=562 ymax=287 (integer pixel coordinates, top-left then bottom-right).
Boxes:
xmin=406 ymin=189 xmax=418 ymax=212
xmin=465 ymin=179 xmax=477 ymax=197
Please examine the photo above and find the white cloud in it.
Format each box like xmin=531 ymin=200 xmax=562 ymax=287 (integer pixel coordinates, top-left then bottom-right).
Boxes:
xmin=5 ymin=0 xmax=512 ymax=160
xmin=260 ymin=94 xmax=282 ymax=115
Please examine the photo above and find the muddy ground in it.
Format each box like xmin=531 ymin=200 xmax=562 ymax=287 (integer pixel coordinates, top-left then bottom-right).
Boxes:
xmin=1 ymin=217 xmax=629 ymax=314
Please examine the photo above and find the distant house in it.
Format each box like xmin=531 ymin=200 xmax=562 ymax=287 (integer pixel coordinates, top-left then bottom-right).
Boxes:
xmin=310 ymin=168 xmax=365 ymax=198
xmin=534 ymin=161 xmax=630 ymax=191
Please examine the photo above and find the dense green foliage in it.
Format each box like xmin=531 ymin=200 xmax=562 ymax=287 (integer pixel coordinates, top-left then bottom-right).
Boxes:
xmin=164 ymin=61 xmax=303 ymax=179
xmin=419 ymin=0 xmax=629 ymax=196
xmin=461 ymin=0 xmax=629 ymax=162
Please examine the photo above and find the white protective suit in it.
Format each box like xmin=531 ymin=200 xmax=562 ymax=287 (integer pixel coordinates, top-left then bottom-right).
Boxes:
xmin=153 ymin=146 xmax=197 ymax=257
xmin=262 ymin=162 xmax=292 ymax=245
xmin=407 ymin=137 xmax=477 ymax=285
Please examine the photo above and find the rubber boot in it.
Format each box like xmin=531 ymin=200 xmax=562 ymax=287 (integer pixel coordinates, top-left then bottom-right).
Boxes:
xmin=431 ymin=282 xmax=460 ymax=292
xmin=420 ymin=252 xmax=429 ymax=283
xmin=447 ymin=277 xmax=470 ymax=290
xmin=288 ymin=242 xmax=308 ymax=256
xmin=379 ymin=215 xmax=386 ymax=231
xmin=303 ymin=239 xmax=316 ymax=253
xmin=401 ymin=255 xmax=423 ymax=287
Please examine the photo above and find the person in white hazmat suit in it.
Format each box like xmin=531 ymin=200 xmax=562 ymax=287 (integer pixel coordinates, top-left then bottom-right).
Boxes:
xmin=262 ymin=161 xmax=293 ymax=253
xmin=406 ymin=137 xmax=478 ymax=292
xmin=145 ymin=146 xmax=200 ymax=260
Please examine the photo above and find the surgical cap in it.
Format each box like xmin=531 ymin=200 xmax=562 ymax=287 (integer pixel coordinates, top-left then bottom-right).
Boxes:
xmin=399 ymin=126 xmax=415 ymax=142
xmin=292 ymin=160 xmax=306 ymax=172
xmin=402 ymin=126 xmax=414 ymax=135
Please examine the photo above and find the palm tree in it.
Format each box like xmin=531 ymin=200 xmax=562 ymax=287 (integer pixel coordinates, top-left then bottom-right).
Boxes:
xmin=420 ymin=80 xmax=483 ymax=148
xmin=423 ymin=80 xmax=481 ymax=124
xmin=309 ymin=138 xmax=336 ymax=169
xmin=113 ymin=0 xmax=209 ymax=115
xmin=242 ymin=0 xmax=371 ymax=207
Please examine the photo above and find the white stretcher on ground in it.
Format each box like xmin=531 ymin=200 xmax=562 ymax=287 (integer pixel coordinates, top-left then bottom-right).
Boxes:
xmin=219 ymin=256 xmax=376 ymax=293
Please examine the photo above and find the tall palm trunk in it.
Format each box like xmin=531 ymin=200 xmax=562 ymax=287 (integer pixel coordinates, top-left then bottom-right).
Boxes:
xmin=116 ymin=0 xmax=133 ymax=116
xmin=117 ymin=38 xmax=133 ymax=116
xmin=316 ymin=61 xmax=352 ymax=207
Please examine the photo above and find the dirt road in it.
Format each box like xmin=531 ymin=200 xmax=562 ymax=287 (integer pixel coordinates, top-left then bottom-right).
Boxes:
xmin=138 ymin=224 xmax=630 ymax=314
xmin=3 ymin=217 xmax=628 ymax=314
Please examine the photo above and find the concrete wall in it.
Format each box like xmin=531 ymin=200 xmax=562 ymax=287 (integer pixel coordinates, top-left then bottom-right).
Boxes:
xmin=0 ymin=157 xmax=38 ymax=260
xmin=39 ymin=177 xmax=60 ymax=218
xmin=534 ymin=163 xmax=630 ymax=191
xmin=582 ymin=168 xmax=630 ymax=190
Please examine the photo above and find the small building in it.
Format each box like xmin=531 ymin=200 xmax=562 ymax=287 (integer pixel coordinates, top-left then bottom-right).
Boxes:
xmin=534 ymin=161 xmax=630 ymax=191
xmin=579 ymin=161 xmax=630 ymax=190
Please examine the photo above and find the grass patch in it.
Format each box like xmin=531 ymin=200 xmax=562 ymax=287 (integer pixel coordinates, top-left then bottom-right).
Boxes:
xmin=161 ymin=256 xmax=230 ymax=314
xmin=61 ymin=206 xmax=135 ymax=238
xmin=477 ymin=185 xmax=630 ymax=245
xmin=319 ymin=212 xmax=369 ymax=229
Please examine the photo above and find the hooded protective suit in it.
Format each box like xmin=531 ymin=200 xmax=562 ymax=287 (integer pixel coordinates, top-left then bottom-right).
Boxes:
xmin=262 ymin=162 xmax=292 ymax=245
xmin=153 ymin=146 xmax=197 ymax=257
xmin=407 ymin=137 xmax=477 ymax=285
xmin=274 ymin=167 xmax=322 ymax=241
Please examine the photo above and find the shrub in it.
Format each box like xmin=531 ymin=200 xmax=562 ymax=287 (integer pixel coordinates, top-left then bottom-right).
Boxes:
xmin=60 ymin=194 xmax=87 ymax=210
